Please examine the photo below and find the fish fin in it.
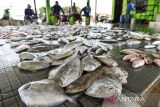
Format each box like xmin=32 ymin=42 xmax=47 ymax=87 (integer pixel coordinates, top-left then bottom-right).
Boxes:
xmin=68 ymin=93 xmax=84 ymax=107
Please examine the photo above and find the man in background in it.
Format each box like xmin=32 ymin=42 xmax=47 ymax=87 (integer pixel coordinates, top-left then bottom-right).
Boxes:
xmin=24 ymin=4 xmax=35 ymax=23
xmin=51 ymin=1 xmax=64 ymax=16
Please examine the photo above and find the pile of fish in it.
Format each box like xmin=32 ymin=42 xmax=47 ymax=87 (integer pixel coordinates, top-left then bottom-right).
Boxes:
xmin=121 ymin=48 xmax=160 ymax=68
xmin=2 ymin=25 xmax=160 ymax=106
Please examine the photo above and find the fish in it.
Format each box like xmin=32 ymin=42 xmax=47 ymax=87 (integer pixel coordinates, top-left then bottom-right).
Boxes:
xmin=123 ymin=54 xmax=137 ymax=61
xmin=132 ymin=59 xmax=145 ymax=68
xmin=19 ymin=52 xmax=35 ymax=61
xmin=126 ymin=40 xmax=141 ymax=46
xmin=143 ymin=57 xmax=153 ymax=64
xmin=152 ymin=41 xmax=160 ymax=45
xmin=121 ymin=49 xmax=144 ymax=54
xmin=94 ymin=55 xmax=118 ymax=67
xmin=75 ymin=45 xmax=88 ymax=54
xmin=42 ymin=34 xmax=52 ymax=40
xmin=48 ymin=56 xmax=83 ymax=87
xmin=63 ymin=41 xmax=83 ymax=51
xmin=82 ymin=53 xmax=101 ymax=72
xmin=33 ymin=55 xmax=53 ymax=64
xmin=102 ymin=94 xmax=141 ymax=107
xmin=85 ymin=76 xmax=122 ymax=98
xmin=10 ymin=36 xmax=32 ymax=42
xmin=58 ymin=37 xmax=69 ymax=44
xmin=103 ymin=67 xmax=128 ymax=84
xmin=144 ymin=45 xmax=156 ymax=49
xmin=130 ymin=57 xmax=141 ymax=62
xmin=152 ymin=53 xmax=160 ymax=59
xmin=48 ymin=49 xmax=75 ymax=60
xmin=15 ymin=45 xmax=30 ymax=53
xmin=18 ymin=79 xmax=78 ymax=107
xmin=28 ymin=45 xmax=60 ymax=52
xmin=156 ymin=45 xmax=160 ymax=51
xmin=95 ymin=48 xmax=104 ymax=55
xmin=96 ymin=42 xmax=113 ymax=50
xmin=154 ymin=59 xmax=160 ymax=67
xmin=18 ymin=60 xmax=50 ymax=71
xmin=66 ymin=66 xmax=105 ymax=93
xmin=120 ymin=50 xmax=138 ymax=55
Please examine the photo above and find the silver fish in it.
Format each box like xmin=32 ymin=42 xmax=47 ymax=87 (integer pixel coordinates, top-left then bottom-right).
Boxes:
xmin=144 ymin=45 xmax=156 ymax=49
xmin=48 ymin=56 xmax=83 ymax=87
xmin=48 ymin=49 xmax=74 ymax=60
xmin=19 ymin=52 xmax=35 ymax=61
xmin=33 ymin=55 xmax=53 ymax=64
xmin=18 ymin=79 xmax=77 ymax=107
xmin=152 ymin=41 xmax=160 ymax=45
xmin=15 ymin=45 xmax=30 ymax=53
xmin=66 ymin=66 xmax=105 ymax=93
xmin=18 ymin=60 xmax=50 ymax=71
xmin=154 ymin=59 xmax=160 ymax=67
xmin=28 ymin=45 xmax=60 ymax=52
xmin=58 ymin=37 xmax=69 ymax=44
xmin=132 ymin=59 xmax=145 ymax=68
xmin=82 ymin=53 xmax=101 ymax=72
xmin=123 ymin=54 xmax=137 ymax=61
xmin=63 ymin=41 xmax=83 ymax=51
xmin=94 ymin=55 xmax=118 ymax=67
xmin=103 ymin=67 xmax=128 ymax=84
xmin=126 ymin=40 xmax=141 ymax=46
xmin=85 ymin=76 xmax=122 ymax=98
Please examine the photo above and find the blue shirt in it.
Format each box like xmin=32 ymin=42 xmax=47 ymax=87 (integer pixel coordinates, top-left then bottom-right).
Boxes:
xmin=81 ymin=6 xmax=91 ymax=16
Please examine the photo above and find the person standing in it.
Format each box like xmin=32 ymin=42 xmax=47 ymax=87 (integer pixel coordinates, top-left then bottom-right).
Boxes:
xmin=51 ymin=1 xmax=64 ymax=16
xmin=80 ymin=2 xmax=91 ymax=17
xmin=125 ymin=0 xmax=135 ymax=24
xmin=24 ymin=4 xmax=34 ymax=23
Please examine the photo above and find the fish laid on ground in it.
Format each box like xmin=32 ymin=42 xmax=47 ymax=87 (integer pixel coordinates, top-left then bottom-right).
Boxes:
xmin=121 ymin=49 xmax=144 ymax=54
xmin=58 ymin=37 xmax=69 ymax=44
xmin=48 ymin=49 xmax=75 ymax=60
xmin=15 ymin=45 xmax=30 ymax=53
xmin=123 ymin=54 xmax=137 ymax=61
xmin=144 ymin=45 xmax=156 ymax=49
xmin=18 ymin=60 xmax=50 ymax=71
xmin=120 ymin=50 xmax=138 ymax=55
xmin=126 ymin=40 xmax=141 ymax=46
xmin=94 ymin=55 xmax=118 ymax=67
xmin=152 ymin=53 xmax=160 ymax=59
xmin=28 ymin=45 xmax=60 ymax=52
xmin=82 ymin=53 xmax=101 ymax=72
xmin=96 ymin=42 xmax=113 ymax=50
xmin=33 ymin=55 xmax=53 ymax=64
xmin=143 ymin=57 xmax=153 ymax=64
xmin=66 ymin=66 xmax=105 ymax=93
xmin=154 ymin=59 xmax=160 ymax=67
xmin=103 ymin=67 xmax=128 ymax=84
xmin=18 ymin=79 xmax=77 ymax=107
xmin=95 ymin=48 xmax=104 ymax=55
xmin=152 ymin=41 xmax=160 ymax=45
xmin=132 ymin=59 xmax=145 ymax=68
xmin=19 ymin=52 xmax=35 ymax=61
xmin=130 ymin=57 xmax=141 ymax=62
xmin=63 ymin=41 xmax=83 ymax=51
xmin=102 ymin=94 xmax=141 ymax=107
xmin=48 ymin=56 xmax=83 ymax=87
xmin=85 ymin=76 xmax=122 ymax=98
xmin=156 ymin=45 xmax=160 ymax=51
xmin=75 ymin=45 xmax=88 ymax=54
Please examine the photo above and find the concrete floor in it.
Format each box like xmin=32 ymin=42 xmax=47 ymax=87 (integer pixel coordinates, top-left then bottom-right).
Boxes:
xmin=0 ymin=39 xmax=102 ymax=107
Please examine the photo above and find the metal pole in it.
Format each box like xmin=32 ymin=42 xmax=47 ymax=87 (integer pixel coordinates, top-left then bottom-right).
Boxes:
xmin=95 ymin=0 xmax=97 ymax=22
xmin=71 ymin=0 xmax=73 ymax=13
xmin=46 ymin=0 xmax=52 ymax=24
xmin=34 ymin=0 xmax=38 ymax=19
